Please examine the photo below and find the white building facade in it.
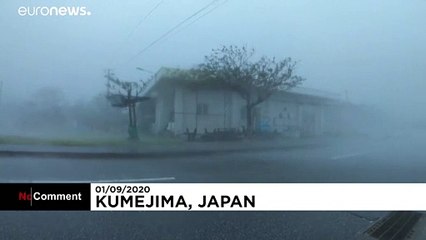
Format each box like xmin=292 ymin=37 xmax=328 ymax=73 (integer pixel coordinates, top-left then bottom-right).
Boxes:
xmin=139 ymin=68 xmax=347 ymax=137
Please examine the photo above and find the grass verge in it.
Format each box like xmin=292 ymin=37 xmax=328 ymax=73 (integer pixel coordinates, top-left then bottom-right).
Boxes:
xmin=0 ymin=135 xmax=182 ymax=147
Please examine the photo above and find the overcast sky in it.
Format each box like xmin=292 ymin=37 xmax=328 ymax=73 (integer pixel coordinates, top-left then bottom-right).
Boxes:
xmin=1 ymin=0 xmax=425 ymax=120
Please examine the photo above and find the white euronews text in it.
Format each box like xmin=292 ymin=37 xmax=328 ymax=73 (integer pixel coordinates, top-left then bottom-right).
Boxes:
xmin=17 ymin=6 xmax=91 ymax=16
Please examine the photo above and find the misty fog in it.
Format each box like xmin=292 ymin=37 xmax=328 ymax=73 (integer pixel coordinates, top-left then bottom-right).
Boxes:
xmin=2 ymin=3 xmax=426 ymax=238
xmin=0 ymin=0 xmax=425 ymax=139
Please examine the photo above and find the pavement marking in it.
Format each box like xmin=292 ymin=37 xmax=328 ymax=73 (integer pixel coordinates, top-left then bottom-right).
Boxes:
xmin=331 ymin=152 xmax=367 ymax=160
xmin=4 ymin=177 xmax=176 ymax=183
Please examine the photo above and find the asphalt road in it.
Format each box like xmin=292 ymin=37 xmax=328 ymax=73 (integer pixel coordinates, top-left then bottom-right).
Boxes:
xmin=2 ymin=132 xmax=426 ymax=183
xmin=1 ymin=131 xmax=425 ymax=239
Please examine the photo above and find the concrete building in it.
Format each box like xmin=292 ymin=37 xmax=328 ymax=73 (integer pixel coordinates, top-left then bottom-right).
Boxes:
xmin=139 ymin=68 xmax=348 ymax=137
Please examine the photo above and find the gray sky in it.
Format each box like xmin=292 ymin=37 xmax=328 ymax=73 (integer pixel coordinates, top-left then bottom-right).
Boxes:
xmin=1 ymin=0 xmax=425 ymax=120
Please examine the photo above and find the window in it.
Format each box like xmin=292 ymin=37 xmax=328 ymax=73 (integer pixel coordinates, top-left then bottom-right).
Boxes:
xmin=196 ymin=103 xmax=209 ymax=115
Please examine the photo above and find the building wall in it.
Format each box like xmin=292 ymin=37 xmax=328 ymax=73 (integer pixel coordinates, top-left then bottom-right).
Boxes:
xmin=173 ymin=86 xmax=195 ymax=134
xmin=152 ymin=85 xmax=174 ymax=133
xmin=256 ymin=98 xmax=301 ymax=135
xmin=138 ymin=98 xmax=156 ymax=133
xmin=300 ymin=104 xmax=320 ymax=136
xmin=173 ymin=87 xmax=231 ymax=135
xmin=150 ymin=86 xmax=338 ymax=137
xmin=322 ymin=104 xmax=343 ymax=135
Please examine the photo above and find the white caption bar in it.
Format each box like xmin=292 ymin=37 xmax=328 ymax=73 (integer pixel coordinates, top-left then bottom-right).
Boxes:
xmin=91 ymin=183 xmax=426 ymax=211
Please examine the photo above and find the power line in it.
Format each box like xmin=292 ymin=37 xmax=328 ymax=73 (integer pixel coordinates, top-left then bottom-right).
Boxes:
xmin=128 ymin=0 xmax=219 ymax=61
xmin=131 ymin=0 xmax=219 ymax=60
xmin=160 ymin=0 xmax=228 ymax=44
xmin=109 ymin=0 xmax=164 ymax=68
xmin=126 ymin=0 xmax=164 ymax=39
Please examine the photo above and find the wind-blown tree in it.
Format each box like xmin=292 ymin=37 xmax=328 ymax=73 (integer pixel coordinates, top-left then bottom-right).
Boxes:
xmin=199 ymin=45 xmax=304 ymax=134
xmin=105 ymin=70 xmax=150 ymax=140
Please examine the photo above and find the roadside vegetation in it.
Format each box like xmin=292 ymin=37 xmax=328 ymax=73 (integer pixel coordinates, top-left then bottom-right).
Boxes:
xmin=0 ymin=135 xmax=181 ymax=147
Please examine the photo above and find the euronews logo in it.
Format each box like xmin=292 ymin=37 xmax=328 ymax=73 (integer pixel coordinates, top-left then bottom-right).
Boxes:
xmin=17 ymin=6 xmax=92 ymax=17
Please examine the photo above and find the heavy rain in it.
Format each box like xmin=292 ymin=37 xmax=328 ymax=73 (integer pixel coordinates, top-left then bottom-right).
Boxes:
xmin=0 ymin=1 xmax=425 ymax=239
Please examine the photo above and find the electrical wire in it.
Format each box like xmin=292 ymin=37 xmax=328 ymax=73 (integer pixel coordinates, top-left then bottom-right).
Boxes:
xmin=128 ymin=0 xmax=219 ymax=61
xmin=126 ymin=0 xmax=164 ymax=39
xmin=160 ymin=0 xmax=228 ymax=43
xmin=108 ymin=0 xmax=164 ymax=68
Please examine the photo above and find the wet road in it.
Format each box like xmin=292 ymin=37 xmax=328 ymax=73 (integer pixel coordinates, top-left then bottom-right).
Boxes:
xmin=1 ymin=132 xmax=425 ymax=239
xmin=1 ymin=133 xmax=425 ymax=183
xmin=0 ymin=211 xmax=379 ymax=240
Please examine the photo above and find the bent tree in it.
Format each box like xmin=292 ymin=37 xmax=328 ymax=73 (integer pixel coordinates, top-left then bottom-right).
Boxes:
xmin=199 ymin=45 xmax=304 ymax=134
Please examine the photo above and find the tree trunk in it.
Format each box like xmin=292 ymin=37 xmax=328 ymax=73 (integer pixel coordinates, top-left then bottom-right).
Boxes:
xmin=246 ymin=104 xmax=253 ymax=135
xmin=131 ymin=104 xmax=134 ymax=127
xmin=133 ymin=103 xmax=139 ymax=140
xmin=128 ymin=104 xmax=133 ymax=127
xmin=132 ymin=103 xmax=137 ymax=127
xmin=127 ymin=90 xmax=133 ymax=127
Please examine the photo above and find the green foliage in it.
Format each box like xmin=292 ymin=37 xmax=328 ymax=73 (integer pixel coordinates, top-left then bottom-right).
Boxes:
xmin=198 ymin=45 xmax=305 ymax=132
xmin=199 ymin=45 xmax=304 ymax=106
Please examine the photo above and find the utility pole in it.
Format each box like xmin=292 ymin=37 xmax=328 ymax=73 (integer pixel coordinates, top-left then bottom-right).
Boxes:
xmin=105 ymin=70 xmax=150 ymax=140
